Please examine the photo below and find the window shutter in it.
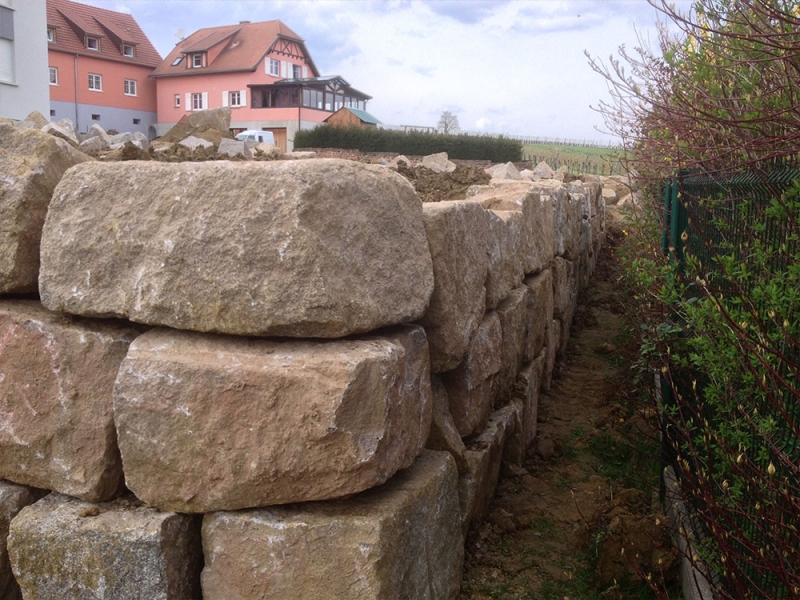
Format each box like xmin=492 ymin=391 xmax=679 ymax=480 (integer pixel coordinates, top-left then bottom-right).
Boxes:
xmin=185 ymin=93 xmax=191 ymax=111
xmin=240 ymin=89 xmax=247 ymax=106
xmin=222 ymin=91 xmax=228 ymax=107
xmin=282 ymin=61 xmax=289 ymax=78
xmin=302 ymin=66 xmax=308 ymax=78
xmin=202 ymin=92 xmax=208 ymax=110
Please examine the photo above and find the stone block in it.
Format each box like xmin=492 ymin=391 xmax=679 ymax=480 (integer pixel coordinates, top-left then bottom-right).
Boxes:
xmin=543 ymin=320 xmax=560 ymax=392
xmin=485 ymin=162 xmax=522 ymax=180
xmin=422 ymin=152 xmax=456 ymax=173
xmin=552 ymin=256 xmax=577 ymax=320
xmin=201 ymin=451 xmax=463 ymax=600
xmin=0 ymin=124 xmax=90 ymax=294
xmin=440 ymin=312 xmax=502 ymax=437
xmin=523 ymin=268 xmax=554 ymax=362
xmin=40 ymin=160 xmax=434 ymax=338
xmin=114 ymin=325 xmax=432 ymax=513
xmin=495 ymin=285 xmax=530 ymax=402
xmin=513 ymin=358 xmax=543 ymax=450
xmin=458 ymin=408 xmax=513 ymax=536
xmin=217 ymin=138 xmax=249 ymax=157
xmin=417 ymin=200 xmax=488 ymax=372
xmin=0 ymin=482 xmax=41 ymax=600
xmin=8 ymin=493 xmax=202 ymax=599
xmin=426 ymin=376 xmax=467 ymax=473
xmin=485 ymin=209 xmax=524 ymax=310
xmin=0 ymin=301 xmax=139 ymax=501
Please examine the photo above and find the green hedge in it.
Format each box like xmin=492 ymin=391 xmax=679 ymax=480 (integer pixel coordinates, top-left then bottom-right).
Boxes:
xmin=294 ymin=125 xmax=522 ymax=163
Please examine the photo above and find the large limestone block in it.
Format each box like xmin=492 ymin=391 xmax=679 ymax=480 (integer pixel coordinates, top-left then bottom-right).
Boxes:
xmin=114 ymin=325 xmax=432 ymax=513
xmin=40 ymin=160 xmax=434 ymax=338
xmin=0 ymin=482 xmax=41 ymax=600
xmin=485 ymin=209 xmax=524 ymax=310
xmin=201 ymin=451 xmax=463 ymax=600
xmin=458 ymin=408 xmax=513 ymax=536
xmin=552 ymin=256 xmax=577 ymax=320
xmin=0 ymin=301 xmax=139 ymax=501
xmin=473 ymin=183 xmax=554 ymax=276
xmin=543 ymin=319 xmax=560 ymax=392
xmin=426 ymin=376 xmax=467 ymax=473
xmin=422 ymin=152 xmax=456 ymax=173
xmin=8 ymin=493 xmax=202 ymax=599
xmin=0 ymin=125 xmax=91 ymax=294
xmin=495 ymin=285 xmax=530 ymax=402
xmin=186 ymin=106 xmax=231 ymax=131
xmin=523 ymin=268 xmax=554 ymax=362
xmin=485 ymin=162 xmax=522 ymax=180
xmin=418 ymin=200 xmax=488 ymax=373
xmin=440 ymin=312 xmax=502 ymax=437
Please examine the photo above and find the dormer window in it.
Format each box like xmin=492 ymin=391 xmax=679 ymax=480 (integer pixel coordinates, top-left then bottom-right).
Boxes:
xmin=122 ymin=44 xmax=134 ymax=57
xmin=47 ymin=28 xmax=55 ymax=42
xmin=192 ymin=53 xmax=203 ymax=68
xmin=86 ymin=36 xmax=99 ymax=51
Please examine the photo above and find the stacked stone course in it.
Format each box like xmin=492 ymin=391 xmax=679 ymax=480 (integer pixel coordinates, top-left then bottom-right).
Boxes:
xmin=0 ymin=122 xmax=604 ymax=599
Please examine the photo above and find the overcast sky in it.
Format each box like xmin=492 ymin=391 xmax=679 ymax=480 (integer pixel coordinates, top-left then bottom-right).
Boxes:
xmin=77 ymin=0 xmax=691 ymax=143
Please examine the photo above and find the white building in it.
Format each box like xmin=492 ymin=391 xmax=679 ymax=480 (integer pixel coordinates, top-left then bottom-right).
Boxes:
xmin=0 ymin=0 xmax=49 ymax=121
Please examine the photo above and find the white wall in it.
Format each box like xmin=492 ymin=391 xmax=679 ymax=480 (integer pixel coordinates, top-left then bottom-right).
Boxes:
xmin=0 ymin=0 xmax=50 ymax=121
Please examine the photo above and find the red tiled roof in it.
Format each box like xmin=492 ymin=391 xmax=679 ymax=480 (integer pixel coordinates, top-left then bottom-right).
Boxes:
xmin=47 ymin=0 xmax=162 ymax=67
xmin=152 ymin=20 xmax=318 ymax=78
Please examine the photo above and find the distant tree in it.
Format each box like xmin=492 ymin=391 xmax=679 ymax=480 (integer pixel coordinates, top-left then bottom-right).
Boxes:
xmin=437 ymin=110 xmax=461 ymax=135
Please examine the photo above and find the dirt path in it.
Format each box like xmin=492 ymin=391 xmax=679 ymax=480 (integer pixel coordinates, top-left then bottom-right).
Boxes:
xmin=459 ymin=215 xmax=679 ymax=600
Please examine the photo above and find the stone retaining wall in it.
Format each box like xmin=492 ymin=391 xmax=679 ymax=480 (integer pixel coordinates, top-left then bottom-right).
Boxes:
xmin=0 ymin=124 xmax=604 ymax=599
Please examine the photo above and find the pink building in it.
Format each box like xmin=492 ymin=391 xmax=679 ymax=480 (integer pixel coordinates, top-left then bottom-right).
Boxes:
xmin=151 ymin=20 xmax=371 ymax=151
xmin=47 ymin=0 xmax=161 ymax=137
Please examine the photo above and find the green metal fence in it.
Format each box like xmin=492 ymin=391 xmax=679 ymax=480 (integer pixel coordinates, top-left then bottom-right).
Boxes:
xmin=660 ymin=163 xmax=800 ymax=598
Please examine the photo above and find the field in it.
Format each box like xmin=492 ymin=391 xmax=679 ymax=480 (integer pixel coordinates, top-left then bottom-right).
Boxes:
xmin=522 ymin=142 xmax=626 ymax=176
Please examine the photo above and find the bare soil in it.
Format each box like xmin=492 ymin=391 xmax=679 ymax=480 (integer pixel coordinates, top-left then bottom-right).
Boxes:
xmin=458 ymin=215 xmax=680 ymax=599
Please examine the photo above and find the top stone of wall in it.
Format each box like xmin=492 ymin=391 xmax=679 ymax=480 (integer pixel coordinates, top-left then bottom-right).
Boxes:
xmin=39 ymin=160 xmax=435 ymax=338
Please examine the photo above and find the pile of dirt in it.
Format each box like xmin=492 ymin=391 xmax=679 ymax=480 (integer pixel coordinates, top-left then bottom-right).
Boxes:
xmin=395 ymin=162 xmax=491 ymax=203
xmin=459 ymin=215 xmax=679 ymax=599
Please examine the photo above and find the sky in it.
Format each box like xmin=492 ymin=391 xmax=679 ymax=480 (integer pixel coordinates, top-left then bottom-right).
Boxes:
xmin=76 ymin=0 xmax=692 ymax=143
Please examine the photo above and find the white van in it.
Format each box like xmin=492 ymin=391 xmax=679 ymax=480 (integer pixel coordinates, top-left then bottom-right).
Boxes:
xmin=235 ymin=130 xmax=275 ymax=144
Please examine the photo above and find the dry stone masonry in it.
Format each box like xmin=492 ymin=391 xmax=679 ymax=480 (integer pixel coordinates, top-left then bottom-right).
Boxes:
xmin=0 ymin=117 xmax=606 ymax=599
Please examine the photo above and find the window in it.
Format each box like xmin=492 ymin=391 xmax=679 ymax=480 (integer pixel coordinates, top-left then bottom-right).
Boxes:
xmin=50 ymin=109 xmax=56 ymax=117
xmin=124 ymin=79 xmax=136 ymax=96
xmin=91 ymin=114 xmax=100 ymax=121
xmin=47 ymin=28 xmax=55 ymax=42
xmin=49 ymin=67 xmax=58 ymax=85
xmin=229 ymin=91 xmax=241 ymax=107
xmin=171 ymin=55 xmax=183 ymax=66
xmin=86 ymin=36 xmax=99 ymax=51
xmin=293 ymin=65 xmax=302 ymax=79
xmin=269 ymin=58 xmax=279 ymax=76
xmin=174 ymin=94 xmax=181 ymax=107
xmin=133 ymin=118 xmax=141 ymax=125
xmin=122 ymin=44 xmax=134 ymax=57
xmin=0 ymin=5 xmax=13 ymax=82
xmin=192 ymin=93 xmax=204 ymax=110
xmin=88 ymin=73 xmax=102 ymax=91
xmin=192 ymin=53 xmax=202 ymax=68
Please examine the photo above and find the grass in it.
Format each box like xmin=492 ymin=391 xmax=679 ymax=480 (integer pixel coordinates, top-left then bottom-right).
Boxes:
xmin=522 ymin=142 xmax=627 ymax=176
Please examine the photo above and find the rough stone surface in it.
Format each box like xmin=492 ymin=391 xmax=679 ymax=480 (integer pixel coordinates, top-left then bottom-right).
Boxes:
xmin=40 ymin=160 xmax=434 ymax=338
xmin=8 ymin=493 xmax=202 ymax=600
xmin=426 ymin=375 xmax=467 ymax=473
xmin=513 ymin=357 xmax=543 ymax=450
xmin=217 ymin=138 xmax=249 ymax=157
xmin=543 ymin=319 xmax=560 ymax=391
xmin=552 ymin=256 xmax=577 ymax=320
xmin=458 ymin=408 xmax=513 ymax=536
xmin=485 ymin=209 xmax=525 ymax=310
xmin=422 ymin=152 xmax=456 ymax=173
xmin=532 ymin=179 xmax=571 ymax=260
xmin=0 ymin=482 xmax=41 ymax=600
xmin=602 ymin=186 xmax=619 ymax=205
xmin=531 ymin=161 xmax=555 ymax=179
xmin=0 ymin=124 xmax=91 ymax=294
xmin=440 ymin=312 xmax=502 ymax=437
xmin=523 ymin=268 xmax=554 ymax=362
xmin=114 ymin=325 xmax=432 ymax=513
xmin=24 ymin=112 xmax=49 ymax=129
xmin=186 ymin=106 xmax=231 ymax=131
xmin=417 ymin=200 xmax=488 ymax=373
xmin=553 ymin=165 xmax=569 ymax=182
xmin=495 ymin=285 xmax=530 ymax=402
xmin=201 ymin=451 xmax=463 ymax=600
xmin=0 ymin=301 xmax=139 ymax=501
xmin=485 ymin=162 xmax=522 ymax=180
xmin=178 ymin=135 xmax=213 ymax=150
